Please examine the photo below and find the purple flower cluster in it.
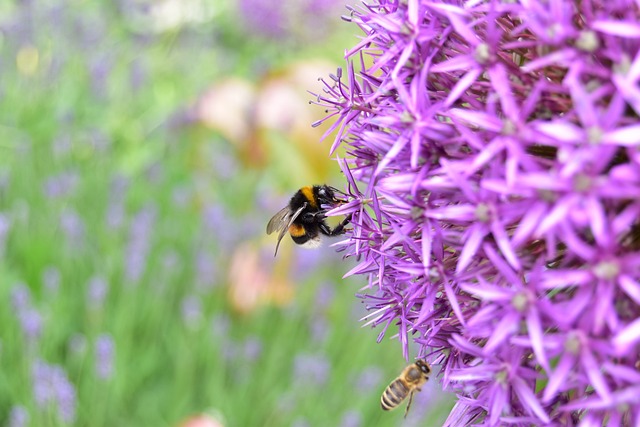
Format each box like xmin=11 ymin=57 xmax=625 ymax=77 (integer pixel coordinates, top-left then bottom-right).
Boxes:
xmin=11 ymin=283 xmax=42 ymax=344
xmin=313 ymin=0 xmax=640 ymax=425
xmin=95 ymin=334 xmax=115 ymax=380
xmin=31 ymin=359 xmax=77 ymax=423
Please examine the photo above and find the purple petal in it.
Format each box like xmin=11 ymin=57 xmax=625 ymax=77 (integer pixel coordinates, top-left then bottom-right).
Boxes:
xmin=444 ymin=68 xmax=482 ymax=107
xmin=483 ymin=311 xmax=519 ymax=353
xmin=456 ymin=224 xmax=487 ymax=273
xmin=591 ymin=20 xmax=640 ymax=38
xmin=512 ymin=376 xmax=550 ymax=423
xmin=613 ymin=317 xmax=640 ymax=353
xmin=602 ymin=125 xmax=640 ymax=146
xmin=542 ymin=352 xmax=575 ymax=402
xmin=526 ymin=309 xmax=549 ymax=372
xmin=618 ymin=275 xmax=640 ymax=305
xmin=581 ymin=348 xmax=612 ymax=403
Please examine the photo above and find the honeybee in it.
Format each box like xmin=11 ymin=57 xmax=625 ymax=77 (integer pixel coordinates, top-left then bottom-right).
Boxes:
xmin=266 ymin=185 xmax=351 ymax=256
xmin=381 ymin=359 xmax=431 ymax=418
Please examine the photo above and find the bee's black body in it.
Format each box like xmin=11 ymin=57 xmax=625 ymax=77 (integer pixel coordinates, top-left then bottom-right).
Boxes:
xmin=266 ymin=185 xmax=351 ymax=256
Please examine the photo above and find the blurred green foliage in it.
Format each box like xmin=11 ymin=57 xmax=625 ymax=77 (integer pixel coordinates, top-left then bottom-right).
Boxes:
xmin=0 ymin=1 xmax=452 ymax=426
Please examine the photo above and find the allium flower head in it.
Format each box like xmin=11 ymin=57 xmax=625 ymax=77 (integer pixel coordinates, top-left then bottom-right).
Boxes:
xmin=313 ymin=0 xmax=640 ymax=425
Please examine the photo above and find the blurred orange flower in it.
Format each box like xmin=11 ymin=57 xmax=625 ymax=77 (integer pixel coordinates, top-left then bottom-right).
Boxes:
xmin=228 ymin=242 xmax=294 ymax=314
xmin=178 ymin=414 xmax=225 ymax=427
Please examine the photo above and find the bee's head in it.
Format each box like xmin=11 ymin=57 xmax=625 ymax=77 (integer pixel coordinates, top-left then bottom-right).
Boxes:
xmin=316 ymin=185 xmax=345 ymax=206
xmin=415 ymin=359 xmax=431 ymax=376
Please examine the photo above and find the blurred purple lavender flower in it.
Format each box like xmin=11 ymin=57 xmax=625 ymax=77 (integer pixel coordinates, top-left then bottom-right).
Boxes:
xmin=313 ymin=1 xmax=640 ymax=425
xmin=43 ymin=171 xmax=78 ymax=198
xmin=195 ymin=249 xmax=218 ymax=290
xmin=242 ymin=336 xmax=263 ymax=361
xmin=309 ymin=315 xmax=330 ymax=343
xmin=59 ymin=208 xmax=85 ymax=248
xmin=42 ymin=266 xmax=60 ymax=296
xmin=293 ymin=353 xmax=331 ymax=388
xmin=89 ymin=54 xmax=112 ymax=99
xmin=353 ymin=365 xmax=384 ymax=393
xmin=87 ymin=275 xmax=109 ymax=310
xmin=106 ymin=175 xmax=128 ymax=230
xmin=201 ymin=203 xmax=236 ymax=249
xmin=238 ymin=0 xmax=288 ymax=39
xmin=8 ymin=405 xmax=29 ymax=427
xmin=181 ymin=294 xmax=203 ymax=328
xmin=68 ymin=333 xmax=87 ymax=356
xmin=339 ymin=410 xmax=362 ymax=427
xmin=95 ymin=334 xmax=115 ymax=380
xmin=19 ymin=308 xmax=43 ymax=343
xmin=0 ymin=212 xmax=11 ymax=256
xmin=11 ymin=283 xmax=31 ymax=312
xmin=11 ymin=283 xmax=42 ymax=343
xmin=52 ymin=134 xmax=72 ymax=158
xmin=129 ymin=57 xmax=146 ymax=92
xmin=31 ymin=360 xmax=77 ymax=423
xmin=124 ymin=204 xmax=156 ymax=283
xmin=211 ymin=313 xmax=230 ymax=339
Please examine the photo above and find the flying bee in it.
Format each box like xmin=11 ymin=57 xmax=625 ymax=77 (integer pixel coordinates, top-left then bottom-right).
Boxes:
xmin=381 ymin=359 xmax=431 ymax=418
xmin=266 ymin=185 xmax=351 ymax=257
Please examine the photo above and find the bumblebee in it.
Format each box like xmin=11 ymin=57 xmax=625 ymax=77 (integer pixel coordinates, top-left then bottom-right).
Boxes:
xmin=381 ymin=360 xmax=431 ymax=418
xmin=266 ymin=185 xmax=351 ymax=256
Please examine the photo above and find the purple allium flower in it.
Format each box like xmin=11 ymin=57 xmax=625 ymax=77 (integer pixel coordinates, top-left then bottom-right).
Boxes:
xmin=313 ymin=1 xmax=640 ymax=425
xmin=8 ymin=405 xmax=29 ymax=427
xmin=95 ymin=334 xmax=115 ymax=380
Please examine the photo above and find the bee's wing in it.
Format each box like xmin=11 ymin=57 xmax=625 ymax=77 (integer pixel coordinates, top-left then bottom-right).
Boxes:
xmin=270 ymin=203 xmax=307 ymax=257
xmin=266 ymin=206 xmax=291 ymax=235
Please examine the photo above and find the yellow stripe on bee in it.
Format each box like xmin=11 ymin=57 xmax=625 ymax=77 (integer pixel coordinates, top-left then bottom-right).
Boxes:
xmin=300 ymin=186 xmax=317 ymax=209
xmin=289 ymin=223 xmax=306 ymax=237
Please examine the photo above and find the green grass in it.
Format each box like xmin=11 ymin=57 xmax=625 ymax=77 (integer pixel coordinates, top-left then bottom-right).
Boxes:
xmin=0 ymin=1 xmax=453 ymax=426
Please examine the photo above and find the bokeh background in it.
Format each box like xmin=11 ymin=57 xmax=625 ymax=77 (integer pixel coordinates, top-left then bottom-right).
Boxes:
xmin=0 ymin=1 xmax=453 ymax=426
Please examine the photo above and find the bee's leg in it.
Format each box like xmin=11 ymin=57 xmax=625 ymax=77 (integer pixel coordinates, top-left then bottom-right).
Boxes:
xmin=404 ymin=390 xmax=415 ymax=418
xmin=320 ymin=215 xmax=351 ymax=236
